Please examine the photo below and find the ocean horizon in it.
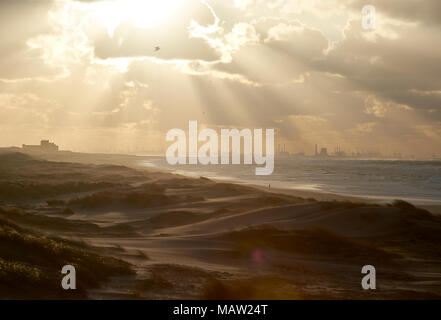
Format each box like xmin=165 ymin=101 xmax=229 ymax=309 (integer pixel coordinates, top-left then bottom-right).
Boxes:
xmin=136 ymin=156 xmax=441 ymax=205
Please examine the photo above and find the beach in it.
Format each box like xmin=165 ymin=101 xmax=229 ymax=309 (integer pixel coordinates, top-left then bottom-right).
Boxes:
xmin=1 ymin=150 xmax=441 ymax=299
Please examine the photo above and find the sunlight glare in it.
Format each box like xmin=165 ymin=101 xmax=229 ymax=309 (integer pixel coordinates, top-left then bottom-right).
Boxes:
xmin=94 ymin=0 xmax=185 ymax=36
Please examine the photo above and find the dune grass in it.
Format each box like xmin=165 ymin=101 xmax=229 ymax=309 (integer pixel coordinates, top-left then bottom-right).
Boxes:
xmin=220 ymin=225 xmax=399 ymax=264
xmin=0 ymin=181 xmax=117 ymax=202
xmin=0 ymin=206 xmax=136 ymax=237
xmin=0 ymin=215 xmax=133 ymax=299
xmin=201 ymin=276 xmax=302 ymax=299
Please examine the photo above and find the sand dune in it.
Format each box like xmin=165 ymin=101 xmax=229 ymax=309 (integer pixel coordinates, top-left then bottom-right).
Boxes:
xmin=1 ymin=152 xmax=440 ymax=299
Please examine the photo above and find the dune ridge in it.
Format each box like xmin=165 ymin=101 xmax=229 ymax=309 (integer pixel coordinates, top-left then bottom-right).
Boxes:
xmin=0 ymin=152 xmax=440 ymax=299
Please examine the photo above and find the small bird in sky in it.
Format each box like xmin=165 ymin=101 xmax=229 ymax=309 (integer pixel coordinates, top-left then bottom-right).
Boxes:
xmin=154 ymin=46 xmax=160 ymax=52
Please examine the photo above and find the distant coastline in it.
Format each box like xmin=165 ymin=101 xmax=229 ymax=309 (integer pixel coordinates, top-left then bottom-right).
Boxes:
xmin=135 ymin=156 xmax=441 ymax=206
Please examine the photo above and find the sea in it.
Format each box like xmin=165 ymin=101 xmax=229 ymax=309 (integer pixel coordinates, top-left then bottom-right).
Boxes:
xmin=135 ymin=156 xmax=441 ymax=205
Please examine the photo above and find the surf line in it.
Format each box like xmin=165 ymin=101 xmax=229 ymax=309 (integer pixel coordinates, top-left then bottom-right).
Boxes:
xmin=165 ymin=120 xmax=274 ymax=175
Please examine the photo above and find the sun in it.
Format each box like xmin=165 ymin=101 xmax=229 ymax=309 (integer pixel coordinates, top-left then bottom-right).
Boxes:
xmin=93 ymin=0 xmax=185 ymax=35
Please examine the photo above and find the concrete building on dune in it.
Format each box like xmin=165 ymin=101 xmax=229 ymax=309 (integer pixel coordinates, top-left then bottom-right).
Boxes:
xmin=22 ymin=140 xmax=59 ymax=152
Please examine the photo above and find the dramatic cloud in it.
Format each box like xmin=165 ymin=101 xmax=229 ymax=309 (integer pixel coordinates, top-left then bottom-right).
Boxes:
xmin=0 ymin=0 xmax=62 ymax=80
xmin=90 ymin=0 xmax=222 ymax=61
xmin=350 ymin=0 xmax=441 ymax=26
xmin=0 ymin=0 xmax=440 ymax=156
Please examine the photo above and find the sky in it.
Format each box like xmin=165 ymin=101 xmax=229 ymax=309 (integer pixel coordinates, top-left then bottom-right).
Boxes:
xmin=0 ymin=0 xmax=440 ymax=157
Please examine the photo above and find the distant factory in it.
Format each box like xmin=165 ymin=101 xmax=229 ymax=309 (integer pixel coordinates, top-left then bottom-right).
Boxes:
xmin=277 ymin=144 xmax=290 ymax=157
xmin=314 ymin=144 xmax=329 ymax=157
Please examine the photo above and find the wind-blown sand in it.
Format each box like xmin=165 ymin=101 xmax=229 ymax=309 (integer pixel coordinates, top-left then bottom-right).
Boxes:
xmin=1 ymin=151 xmax=440 ymax=299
